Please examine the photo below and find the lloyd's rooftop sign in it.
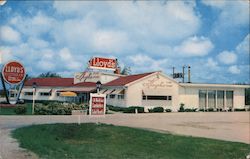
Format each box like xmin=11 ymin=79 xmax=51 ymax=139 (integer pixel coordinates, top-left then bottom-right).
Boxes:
xmin=89 ymin=57 xmax=117 ymax=71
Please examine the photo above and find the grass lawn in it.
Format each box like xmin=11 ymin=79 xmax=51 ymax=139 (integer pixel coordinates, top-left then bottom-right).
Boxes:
xmin=0 ymin=103 xmax=32 ymax=115
xmin=12 ymin=123 xmax=249 ymax=159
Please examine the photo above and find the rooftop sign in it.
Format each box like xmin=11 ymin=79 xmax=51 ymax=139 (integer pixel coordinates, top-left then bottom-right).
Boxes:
xmin=2 ymin=61 xmax=26 ymax=85
xmin=89 ymin=57 xmax=117 ymax=71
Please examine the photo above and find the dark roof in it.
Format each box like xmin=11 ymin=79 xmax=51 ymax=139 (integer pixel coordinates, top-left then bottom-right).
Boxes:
xmin=24 ymin=78 xmax=96 ymax=87
xmin=104 ymin=72 xmax=155 ymax=86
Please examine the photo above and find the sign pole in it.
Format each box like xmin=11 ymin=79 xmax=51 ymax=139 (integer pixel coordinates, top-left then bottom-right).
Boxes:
xmin=0 ymin=74 xmax=9 ymax=103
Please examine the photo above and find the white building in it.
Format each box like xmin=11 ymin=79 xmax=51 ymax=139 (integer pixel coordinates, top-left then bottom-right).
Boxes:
xmin=20 ymin=71 xmax=249 ymax=112
xmin=101 ymin=71 xmax=249 ymax=111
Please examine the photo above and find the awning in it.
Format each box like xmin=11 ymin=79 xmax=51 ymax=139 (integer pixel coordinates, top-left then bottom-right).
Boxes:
xmin=111 ymin=89 xmax=124 ymax=94
xmin=142 ymin=89 xmax=172 ymax=96
xmin=57 ymin=87 xmax=95 ymax=93
xmin=22 ymin=88 xmax=33 ymax=93
xmin=99 ymin=89 xmax=108 ymax=94
xmin=102 ymin=89 xmax=115 ymax=95
xmin=38 ymin=89 xmax=52 ymax=93
xmin=60 ymin=91 xmax=77 ymax=97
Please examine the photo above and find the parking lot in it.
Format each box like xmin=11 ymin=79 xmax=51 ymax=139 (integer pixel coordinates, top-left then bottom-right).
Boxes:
xmin=0 ymin=112 xmax=249 ymax=159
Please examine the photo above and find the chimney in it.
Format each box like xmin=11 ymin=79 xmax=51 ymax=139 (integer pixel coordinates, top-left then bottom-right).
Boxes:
xmin=114 ymin=67 xmax=121 ymax=74
xmin=188 ymin=66 xmax=191 ymax=83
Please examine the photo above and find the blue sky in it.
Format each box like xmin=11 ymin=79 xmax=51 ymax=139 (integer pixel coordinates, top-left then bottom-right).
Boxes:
xmin=0 ymin=0 xmax=249 ymax=84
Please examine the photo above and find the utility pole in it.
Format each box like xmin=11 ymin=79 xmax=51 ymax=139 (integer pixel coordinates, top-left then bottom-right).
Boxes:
xmin=172 ymin=67 xmax=175 ymax=78
xmin=182 ymin=66 xmax=185 ymax=83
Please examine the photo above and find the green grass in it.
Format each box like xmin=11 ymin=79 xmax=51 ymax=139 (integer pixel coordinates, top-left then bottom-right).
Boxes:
xmin=12 ymin=123 xmax=250 ymax=159
xmin=0 ymin=103 xmax=32 ymax=115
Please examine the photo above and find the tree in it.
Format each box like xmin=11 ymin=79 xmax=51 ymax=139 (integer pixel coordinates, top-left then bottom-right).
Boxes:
xmin=37 ymin=72 xmax=61 ymax=78
xmin=121 ymin=66 xmax=131 ymax=75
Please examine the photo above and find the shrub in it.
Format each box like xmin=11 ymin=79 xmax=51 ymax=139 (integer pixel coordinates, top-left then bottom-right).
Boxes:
xmin=14 ymin=105 xmax=27 ymax=115
xmin=184 ymin=108 xmax=197 ymax=112
xmin=208 ymin=108 xmax=214 ymax=112
xmin=107 ymin=105 xmax=127 ymax=112
xmin=234 ymin=108 xmax=246 ymax=111
xmin=178 ymin=103 xmax=185 ymax=112
xmin=153 ymin=107 xmax=164 ymax=113
xmin=124 ymin=106 xmax=144 ymax=113
xmin=165 ymin=109 xmax=172 ymax=112
xmin=34 ymin=102 xmax=85 ymax=115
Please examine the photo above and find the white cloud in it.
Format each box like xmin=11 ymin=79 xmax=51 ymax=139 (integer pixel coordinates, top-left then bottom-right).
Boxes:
xmin=217 ymin=51 xmax=237 ymax=64
xmin=109 ymin=1 xmax=200 ymax=42
xmin=174 ymin=36 xmax=214 ymax=57
xmin=127 ymin=54 xmax=168 ymax=73
xmin=27 ymin=37 xmax=49 ymax=49
xmin=203 ymin=0 xmax=249 ymax=35
xmin=91 ymin=30 xmax=131 ymax=54
xmin=58 ymin=48 xmax=82 ymax=70
xmin=37 ymin=60 xmax=55 ymax=71
xmin=236 ymin=34 xmax=249 ymax=54
xmin=9 ymin=12 xmax=55 ymax=37
xmin=0 ymin=26 xmax=21 ymax=43
xmin=205 ymin=58 xmax=218 ymax=70
xmin=0 ymin=47 xmax=14 ymax=63
xmin=202 ymin=0 xmax=226 ymax=8
xmin=228 ymin=65 xmax=240 ymax=74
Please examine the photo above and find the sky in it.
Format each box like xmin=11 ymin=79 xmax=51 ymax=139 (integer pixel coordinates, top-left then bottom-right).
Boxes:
xmin=0 ymin=0 xmax=249 ymax=84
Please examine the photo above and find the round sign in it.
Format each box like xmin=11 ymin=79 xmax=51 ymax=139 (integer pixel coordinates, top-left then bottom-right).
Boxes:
xmin=2 ymin=61 xmax=26 ymax=85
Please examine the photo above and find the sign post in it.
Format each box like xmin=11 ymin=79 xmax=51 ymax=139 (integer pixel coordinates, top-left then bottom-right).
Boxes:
xmin=89 ymin=93 xmax=106 ymax=116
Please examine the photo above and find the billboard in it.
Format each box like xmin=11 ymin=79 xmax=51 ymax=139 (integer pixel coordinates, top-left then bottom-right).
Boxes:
xmin=89 ymin=57 xmax=117 ymax=71
xmin=89 ymin=93 xmax=106 ymax=115
xmin=2 ymin=61 xmax=26 ymax=85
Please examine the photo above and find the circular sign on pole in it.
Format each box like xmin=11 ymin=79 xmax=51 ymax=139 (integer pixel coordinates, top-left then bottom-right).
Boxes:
xmin=2 ymin=61 xmax=26 ymax=85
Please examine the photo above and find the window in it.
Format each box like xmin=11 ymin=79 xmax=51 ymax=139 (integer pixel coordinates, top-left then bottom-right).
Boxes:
xmin=208 ymin=90 xmax=216 ymax=108
xmin=56 ymin=92 xmax=60 ymax=96
xmin=24 ymin=92 xmax=33 ymax=96
xmin=226 ymin=91 xmax=233 ymax=108
xmin=109 ymin=94 xmax=115 ymax=99
xmin=168 ymin=96 xmax=172 ymax=101
xmin=199 ymin=90 xmax=206 ymax=109
xmin=117 ymin=94 xmax=124 ymax=100
xmin=142 ymin=96 xmax=172 ymax=100
xmin=217 ymin=90 xmax=224 ymax=108
xmin=40 ymin=92 xmax=51 ymax=96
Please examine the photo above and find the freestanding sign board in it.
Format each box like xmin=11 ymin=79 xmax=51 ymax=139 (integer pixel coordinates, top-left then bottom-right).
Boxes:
xmin=89 ymin=93 xmax=106 ymax=115
xmin=2 ymin=61 xmax=26 ymax=85
xmin=1 ymin=61 xmax=26 ymax=104
xmin=89 ymin=57 xmax=117 ymax=71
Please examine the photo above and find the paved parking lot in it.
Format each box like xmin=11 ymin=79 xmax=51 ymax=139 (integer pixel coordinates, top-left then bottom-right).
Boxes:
xmin=0 ymin=112 xmax=249 ymax=159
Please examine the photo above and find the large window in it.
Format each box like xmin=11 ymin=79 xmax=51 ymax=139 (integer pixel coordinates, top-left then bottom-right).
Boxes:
xmin=40 ymin=92 xmax=51 ymax=96
xmin=24 ymin=92 xmax=33 ymax=96
xmin=199 ymin=90 xmax=234 ymax=109
xmin=226 ymin=91 xmax=233 ymax=108
xmin=142 ymin=96 xmax=172 ymax=101
xmin=217 ymin=91 xmax=224 ymax=108
xmin=208 ymin=90 xmax=216 ymax=108
xmin=199 ymin=90 xmax=206 ymax=109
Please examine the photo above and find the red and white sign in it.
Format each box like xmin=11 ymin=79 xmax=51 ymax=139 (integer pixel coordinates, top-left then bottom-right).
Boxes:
xmin=89 ymin=93 xmax=106 ymax=115
xmin=89 ymin=57 xmax=117 ymax=71
xmin=2 ymin=61 xmax=26 ymax=85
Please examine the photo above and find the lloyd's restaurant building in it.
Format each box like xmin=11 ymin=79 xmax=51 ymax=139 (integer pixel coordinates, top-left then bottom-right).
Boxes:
xmin=20 ymin=71 xmax=249 ymax=112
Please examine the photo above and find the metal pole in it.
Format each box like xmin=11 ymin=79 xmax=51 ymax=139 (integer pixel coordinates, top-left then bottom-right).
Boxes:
xmin=188 ymin=66 xmax=191 ymax=83
xmin=172 ymin=67 xmax=175 ymax=78
xmin=182 ymin=66 xmax=185 ymax=83
xmin=32 ymin=88 xmax=35 ymax=114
